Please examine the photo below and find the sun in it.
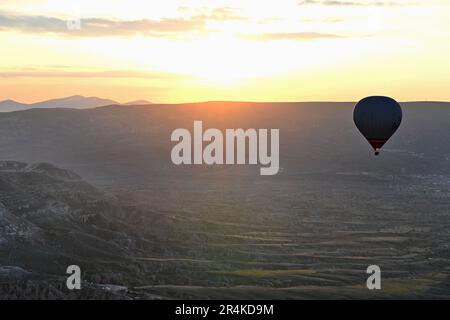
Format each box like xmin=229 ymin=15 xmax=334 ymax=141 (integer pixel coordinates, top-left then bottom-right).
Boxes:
xmin=168 ymin=33 xmax=270 ymax=86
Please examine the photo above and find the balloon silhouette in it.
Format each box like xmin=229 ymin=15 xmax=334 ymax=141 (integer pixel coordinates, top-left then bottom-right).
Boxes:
xmin=354 ymin=96 xmax=402 ymax=156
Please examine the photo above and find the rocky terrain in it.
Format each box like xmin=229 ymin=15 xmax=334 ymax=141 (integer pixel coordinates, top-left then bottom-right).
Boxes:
xmin=0 ymin=161 xmax=166 ymax=299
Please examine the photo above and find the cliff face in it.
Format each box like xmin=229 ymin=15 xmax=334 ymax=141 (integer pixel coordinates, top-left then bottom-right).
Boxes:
xmin=0 ymin=161 xmax=119 ymax=248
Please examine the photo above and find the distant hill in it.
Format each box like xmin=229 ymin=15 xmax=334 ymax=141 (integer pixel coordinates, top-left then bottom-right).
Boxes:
xmin=123 ymin=100 xmax=152 ymax=105
xmin=0 ymin=95 xmax=118 ymax=112
xmin=0 ymin=96 xmax=155 ymax=112
xmin=0 ymin=99 xmax=26 ymax=112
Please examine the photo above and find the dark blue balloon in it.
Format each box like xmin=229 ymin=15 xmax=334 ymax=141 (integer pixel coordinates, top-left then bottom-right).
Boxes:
xmin=354 ymin=96 xmax=402 ymax=155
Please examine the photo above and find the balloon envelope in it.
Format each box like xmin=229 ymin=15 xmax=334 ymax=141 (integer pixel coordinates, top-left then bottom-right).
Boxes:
xmin=353 ymin=96 xmax=402 ymax=154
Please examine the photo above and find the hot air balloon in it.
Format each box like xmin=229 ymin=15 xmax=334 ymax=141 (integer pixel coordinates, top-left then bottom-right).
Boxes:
xmin=353 ymin=96 xmax=402 ymax=156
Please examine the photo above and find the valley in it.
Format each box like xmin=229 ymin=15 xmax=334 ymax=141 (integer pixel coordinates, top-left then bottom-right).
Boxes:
xmin=0 ymin=102 xmax=449 ymax=299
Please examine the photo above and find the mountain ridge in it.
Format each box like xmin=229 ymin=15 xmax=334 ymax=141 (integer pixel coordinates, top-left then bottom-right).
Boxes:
xmin=0 ymin=96 xmax=153 ymax=112
xmin=2 ymin=97 xmax=449 ymax=113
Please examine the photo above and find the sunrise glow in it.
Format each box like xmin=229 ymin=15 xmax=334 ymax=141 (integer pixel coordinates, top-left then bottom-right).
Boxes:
xmin=1 ymin=0 xmax=450 ymax=103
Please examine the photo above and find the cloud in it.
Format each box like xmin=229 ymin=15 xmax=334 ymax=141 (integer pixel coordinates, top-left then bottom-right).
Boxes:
xmin=0 ymin=69 xmax=191 ymax=79
xmin=0 ymin=8 xmax=341 ymax=42
xmin=212 ymin=7 xmax=248 ymax=21
xmin=0 ymin=11 xmax=208 ymax=37
xmin=0 ymin=7 xmax=248 ymax=38
xmin=240 ymin=32 xmax=343 ymax=41
xmin=298 ymin=0 xmax=403 ymax=6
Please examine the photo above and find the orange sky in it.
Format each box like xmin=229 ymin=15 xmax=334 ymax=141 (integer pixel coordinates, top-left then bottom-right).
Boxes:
xmin=1 ymin=0 xmax=449 ymax=103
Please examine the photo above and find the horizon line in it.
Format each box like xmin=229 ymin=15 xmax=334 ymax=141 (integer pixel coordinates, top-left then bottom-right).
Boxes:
xmin=2 ymin=95 xmax=450 ymax=106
